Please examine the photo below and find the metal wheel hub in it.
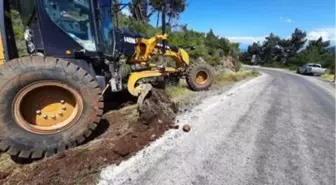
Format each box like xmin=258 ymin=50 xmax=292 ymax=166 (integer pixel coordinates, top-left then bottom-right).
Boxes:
xmin=195 ymin=71 xmax=209 ymax=85
xmin=13 ymin=81 xmax=83 ymax=134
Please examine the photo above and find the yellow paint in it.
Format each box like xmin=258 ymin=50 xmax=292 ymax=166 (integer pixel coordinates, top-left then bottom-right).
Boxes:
xmin=133 ymin=34 xmax=169 ymax=62
xmin=19 ymin=86 xmax=77 ymax=128
xmin=14 ymin=82 xmax=84 ymax=135
xmin=164 ymin=67 xmax=178 ymax=73
xmin=196 ymin=71 xmax=208 ymax=85
xmin=66 ymin=50 xmax=72 ymax=55
xmin=178 ymin=48 xmax=190 ymax=65
xmin=0 ymin=33 xmax=4 ymax=65
xmin=128 ymin=71 xmax=163 ymax=96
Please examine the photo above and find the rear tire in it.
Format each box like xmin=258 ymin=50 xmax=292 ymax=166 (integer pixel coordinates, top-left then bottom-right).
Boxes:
xmin=186 ymin=62 xmax=214 ymax=91
xmin=0 ymin=56 xmax=104 ymax=159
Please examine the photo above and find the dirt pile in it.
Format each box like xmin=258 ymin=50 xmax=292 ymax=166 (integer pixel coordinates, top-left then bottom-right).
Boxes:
xmin=221 ymin=56 xmax=236 ymax=72
xmin=197 ymin=56 xmax=239 ymax=72
xmin=0 ymin=89 xmax=177 ymax=185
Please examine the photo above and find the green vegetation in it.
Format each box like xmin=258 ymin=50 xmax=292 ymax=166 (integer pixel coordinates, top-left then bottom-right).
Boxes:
xmin=213 ymin=70 xmax=260 ymax=87
xmin=165 ymin=80 xmax=190 ymax=98
xmin=320 ymin=73 xmax=335 ymax=82
xmin=320 ymin=74 xmax=335 ymax=82
xmin=165 ymin=69 xmax=260 ymax=98
xmin=240 ymin=28 xmax=335 ymax=75
xmin=118 ymin=14 xmax=240 ymax=67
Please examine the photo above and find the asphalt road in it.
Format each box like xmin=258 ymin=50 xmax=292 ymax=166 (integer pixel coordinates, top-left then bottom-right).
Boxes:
xmin=99 ymin=67 xmax=335 ymax=185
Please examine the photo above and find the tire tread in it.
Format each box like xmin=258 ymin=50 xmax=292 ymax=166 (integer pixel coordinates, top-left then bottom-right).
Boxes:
xmin=0 ymin=56 xmax=104 ymax=159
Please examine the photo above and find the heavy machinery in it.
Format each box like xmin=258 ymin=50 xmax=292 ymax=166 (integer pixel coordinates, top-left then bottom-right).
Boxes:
xmin=0 ymin=0 xmax=213 ymax=159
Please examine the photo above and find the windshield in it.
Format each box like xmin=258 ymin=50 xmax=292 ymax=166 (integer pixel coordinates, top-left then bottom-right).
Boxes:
xmin=97 ymin=0 xmax=114 ymax=56
xmin=43 ymin=0 xmax=96 ymax=51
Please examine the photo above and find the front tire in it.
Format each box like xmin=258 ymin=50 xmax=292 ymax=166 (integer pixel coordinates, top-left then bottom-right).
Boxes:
xmin=0 ymin=56 xmax=104 ymax=159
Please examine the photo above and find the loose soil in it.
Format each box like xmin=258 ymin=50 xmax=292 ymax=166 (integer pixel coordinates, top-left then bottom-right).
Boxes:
xmin=0 ymin=89 xmax=177 ymax=185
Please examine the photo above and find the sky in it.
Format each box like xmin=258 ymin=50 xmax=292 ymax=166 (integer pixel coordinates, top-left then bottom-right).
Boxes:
xmin=123 ymin=0 xmax=336 ymax=50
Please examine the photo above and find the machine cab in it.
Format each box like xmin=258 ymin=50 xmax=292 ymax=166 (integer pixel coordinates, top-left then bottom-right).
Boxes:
xmin=1 ymin=0 xmax=115 ymax=61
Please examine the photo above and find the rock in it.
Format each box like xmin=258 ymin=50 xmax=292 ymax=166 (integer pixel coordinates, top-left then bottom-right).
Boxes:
xmin=221 ymin=56 xmax=238 ymax=72
xmin=183 ymin=125 xmax=191 ymax=132
xmin=150 ymin=134 xmax=156 ymax=141
xmin=197 ymin=57 xmax=206 ymax=63
xmin=169 ymin=124 xmax=179 ymax=129
xmin=113 ymin=138 xmax=130 ymax=157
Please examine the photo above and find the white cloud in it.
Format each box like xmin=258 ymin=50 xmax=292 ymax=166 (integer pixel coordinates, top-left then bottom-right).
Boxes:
xmin=226 ymin=36 xmax=266 ymax=45
xmin=121 ymin=8 xmax=131 ymax=16
xmin=307 ymin=27 xmax=336 ymax=44
xmin=280 ymin=17 xmax=293 ymax=24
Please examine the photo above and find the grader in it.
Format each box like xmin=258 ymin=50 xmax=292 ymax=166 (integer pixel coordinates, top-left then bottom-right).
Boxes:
xmin=0 ymin=0 xmax=213 ymax=159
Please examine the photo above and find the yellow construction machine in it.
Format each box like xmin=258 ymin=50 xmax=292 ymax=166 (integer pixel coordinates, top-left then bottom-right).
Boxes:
xmin=0 ymin=0 xmax=213 ymax=159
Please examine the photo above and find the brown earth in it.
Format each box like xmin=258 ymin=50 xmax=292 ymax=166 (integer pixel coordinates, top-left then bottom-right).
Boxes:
xmin=0 ymin=89 xmax=177 ymax=185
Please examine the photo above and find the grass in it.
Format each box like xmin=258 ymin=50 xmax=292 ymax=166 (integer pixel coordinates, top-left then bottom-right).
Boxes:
xmin=214 ymin=70 xmax=260 ymax=87
xmin=0 ymin=153 xmax=17 ymax=175
xmin=320 ymin=73 xmax=335 ymax=82
xmin=165 ymin=81 xmax=191 ymax=98
xmin=165 ymin=69 xmax=261 ymax=98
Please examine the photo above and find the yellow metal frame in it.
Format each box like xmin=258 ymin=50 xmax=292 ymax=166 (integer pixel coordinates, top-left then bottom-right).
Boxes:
xmin=128 ymin=33 xmax=192 ymax=96
xmin=128 ymin=71 xmax=163 ymax=96
xmin=133 ymin=33 xmax=190 ymax=66
xmin=127 ymin=67 xmax=179 ymax=97
xmin=0 ymin=32 xmax=4 ymax=65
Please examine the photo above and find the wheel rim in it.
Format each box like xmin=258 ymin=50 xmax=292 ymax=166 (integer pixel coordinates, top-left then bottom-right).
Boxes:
xmin=13 ymin=81 xmax=83 ymax=135
xmin=195 ymin=71 xmax=209 ymax=85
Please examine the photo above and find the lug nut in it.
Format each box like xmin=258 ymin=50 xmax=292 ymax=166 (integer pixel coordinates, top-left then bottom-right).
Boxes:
xmin=60 ymin=100 xmax=65 ymax=104
xmin=51 ymin=115 xmax=56 ymax=119
xmin=62 ymin=105 xmax=66 ymax=110
xmin=42 ymin=115 xmax=47 ymax=119
xmin=36 ymin=110 xmax=41 ymax=115
xmin=58 ymin=111 xmax=63 ymax=115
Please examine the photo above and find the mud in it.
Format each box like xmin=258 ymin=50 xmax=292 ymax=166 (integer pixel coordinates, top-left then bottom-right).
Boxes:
xmin=0 ymin=89 xmax=176 ymax=185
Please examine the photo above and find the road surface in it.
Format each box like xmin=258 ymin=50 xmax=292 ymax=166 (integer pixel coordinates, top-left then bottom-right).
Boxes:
xmin=99 ymin=67 xmax=335 ymax=185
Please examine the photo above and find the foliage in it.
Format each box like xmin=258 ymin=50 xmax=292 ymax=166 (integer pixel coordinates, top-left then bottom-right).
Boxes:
xmin=129 ymin=0 xmax=186 ymax=25
xmin=118 ymin=11 xmax=240 ymax=67
xmin=241 ymin=28 xmax=335 ymax=72
xmin=213 ymin=69 xmax=260 ymax=86
xmin=166 ymin=69 xmax=260 ymax=98
xmin=320 ymin=73 xmax=335 ymax=82
xmin=10 ymin=10 xmax=27 ymax=57
xmin=119 ymin=1 xmax=240 ymax=67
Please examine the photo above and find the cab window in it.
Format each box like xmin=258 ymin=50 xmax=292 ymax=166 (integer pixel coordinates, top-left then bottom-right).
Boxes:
xmin=43 ymin=0 xmax=96 ymax=51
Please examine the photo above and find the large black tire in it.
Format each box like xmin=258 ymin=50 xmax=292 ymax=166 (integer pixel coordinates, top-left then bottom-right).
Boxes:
xmin=186 ymin=62 xmax=214 ymax=91
xmin=0 ymin=56 xmax=104 ymax=159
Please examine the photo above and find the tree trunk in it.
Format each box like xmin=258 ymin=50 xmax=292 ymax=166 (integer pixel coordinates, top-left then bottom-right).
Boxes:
xmin=156 ymin=11 xmax=160 ymax=28
xmin=168 ymin=15 xmax=172 ymax=26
